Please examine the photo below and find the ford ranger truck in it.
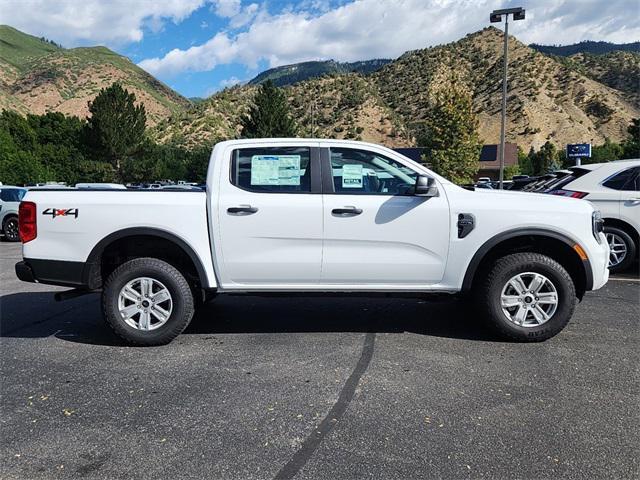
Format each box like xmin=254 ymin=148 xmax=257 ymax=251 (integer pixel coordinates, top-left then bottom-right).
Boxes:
xmin=15 ymin=139 xmax=610 ymax=346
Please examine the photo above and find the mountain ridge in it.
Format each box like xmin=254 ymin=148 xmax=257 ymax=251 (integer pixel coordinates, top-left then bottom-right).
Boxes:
xmin=530 ymin=40 xmax=640 ymax=57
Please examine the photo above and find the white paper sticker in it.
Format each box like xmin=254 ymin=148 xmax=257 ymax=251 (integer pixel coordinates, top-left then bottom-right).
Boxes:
xmin=342 ymin=164 xmax=363 ymax=188
xmin=250 ymin=155 xmax=301 ymax=186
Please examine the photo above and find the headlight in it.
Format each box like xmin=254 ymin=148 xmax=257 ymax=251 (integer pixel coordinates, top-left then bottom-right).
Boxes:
xmin=592 ymin=210 xmax=604 ymax=243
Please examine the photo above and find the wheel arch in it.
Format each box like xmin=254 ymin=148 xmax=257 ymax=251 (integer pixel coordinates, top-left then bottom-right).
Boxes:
xmin=82 ymin=227 xmax=209 ymax=291
xmin=462 ymin=228 xmax=593 ymax=299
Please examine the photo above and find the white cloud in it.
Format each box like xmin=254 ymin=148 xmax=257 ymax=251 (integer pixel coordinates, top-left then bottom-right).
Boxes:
xmin=138 ymin=0 xmax=640 ymax=78
xmin=229 ymin=3 xmax=260 ymax=28
xmin=220 ymin=76 xmax=242 ymax=87
xmin=0 ymin=0 xmax=206 ymax=46
xmin=203 ymin=76 xmax=242 ymax=97
xmin=212 ymin=0 xmax=242 ymax=18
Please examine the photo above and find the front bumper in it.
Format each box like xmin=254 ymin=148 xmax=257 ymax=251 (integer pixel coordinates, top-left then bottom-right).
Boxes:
xmin=588 ymin=232 xmax=610 ymax=291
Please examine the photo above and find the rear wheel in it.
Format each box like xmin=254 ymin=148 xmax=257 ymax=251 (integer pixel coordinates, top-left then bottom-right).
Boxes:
xmin=2 ymin=216 xmax=19 ymax=242
xmin=604 ymin=226 xmax=636 ymax=273
xmin=477 ymin=253 xmax=576 ymax=342
xmin=102 ymin=257 xmax=195 ymax=346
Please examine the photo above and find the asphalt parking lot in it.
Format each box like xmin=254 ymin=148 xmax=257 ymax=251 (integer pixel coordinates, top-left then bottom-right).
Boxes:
xmin=1 ymin=241 xmax=638 ymax=480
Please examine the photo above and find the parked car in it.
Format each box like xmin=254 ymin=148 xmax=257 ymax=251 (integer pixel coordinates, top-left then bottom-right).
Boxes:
xmin=15 ymin=139 xmax=609 ymax=346
xmin=0 ymin=186 xmax=27 ymax=241
xmin=547 ymin=160 xmax=640 ymax=272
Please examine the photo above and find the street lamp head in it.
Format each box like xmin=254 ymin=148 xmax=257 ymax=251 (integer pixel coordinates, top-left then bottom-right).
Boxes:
xmin=490 ymin=7 xmax=525 ymax=22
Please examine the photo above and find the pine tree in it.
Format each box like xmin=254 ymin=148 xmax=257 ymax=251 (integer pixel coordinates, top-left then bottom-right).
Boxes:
xmin=86 ymin=83 xmax=146 ymax=179
xmin=241 ymin=80 xmax=297 ymax=138
xmin=420 ymin=71 xmax=480 ymax=184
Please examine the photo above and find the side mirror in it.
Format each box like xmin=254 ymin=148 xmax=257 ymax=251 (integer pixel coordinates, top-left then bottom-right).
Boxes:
xmin=414 ymin=175 xmax=438 ymax=197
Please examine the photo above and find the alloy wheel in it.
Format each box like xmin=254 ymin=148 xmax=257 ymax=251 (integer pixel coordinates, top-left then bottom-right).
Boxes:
xmin=117 ymin=277 xmax=173 ymax=331
xmin=500 ymin=272 xmax=559 ymax=327
xmin=606 ymin=232 xmax=627 ymax=268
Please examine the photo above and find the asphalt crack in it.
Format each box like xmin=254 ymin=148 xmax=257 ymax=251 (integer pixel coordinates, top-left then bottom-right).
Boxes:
xmin=274 ymin=331 xmax=376 ymax=480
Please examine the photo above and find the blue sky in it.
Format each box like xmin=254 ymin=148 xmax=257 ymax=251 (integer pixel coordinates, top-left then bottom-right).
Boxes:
xmin=2 ymin=0 xmax=639 ymax=98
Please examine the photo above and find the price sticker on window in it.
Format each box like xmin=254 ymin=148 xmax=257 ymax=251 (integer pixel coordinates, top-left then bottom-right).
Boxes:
xmin=251 ymin=155 xmax=301 ymax=186
xmin=342 ymin=164 xmax=363 ymax=188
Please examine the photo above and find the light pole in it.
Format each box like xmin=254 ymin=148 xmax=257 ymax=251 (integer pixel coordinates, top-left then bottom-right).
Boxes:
xmin=490 ymin=7 xmax=525 ymax=189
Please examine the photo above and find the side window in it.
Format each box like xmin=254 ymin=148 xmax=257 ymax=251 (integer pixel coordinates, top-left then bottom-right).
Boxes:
xmin=231 ymin=147 xmax=311 ymax=193
xmin=602 ymin=167 xmax=639 ymax=191
xmin=330 ymin=147 xmax=417 ymax=195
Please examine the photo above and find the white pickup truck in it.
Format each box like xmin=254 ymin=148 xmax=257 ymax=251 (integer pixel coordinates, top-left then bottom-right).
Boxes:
xmin=15 ymin=139 xmax=609 ymax=345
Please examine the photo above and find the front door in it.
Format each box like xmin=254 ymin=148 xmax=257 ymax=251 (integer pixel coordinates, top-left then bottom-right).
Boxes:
xmin=321 ymin=146 xmax=450 ymax=286
xmin=216 ymin=145 xmax=323 ymax=288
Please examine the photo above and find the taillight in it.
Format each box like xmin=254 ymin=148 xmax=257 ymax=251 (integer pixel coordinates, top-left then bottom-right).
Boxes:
xmin=549 ymin=189 xmax=588 ymax=199
xmin=18 ymin=201 xmax=37 ymax=243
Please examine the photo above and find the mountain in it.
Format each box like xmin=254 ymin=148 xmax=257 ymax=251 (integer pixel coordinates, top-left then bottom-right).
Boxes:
xmin=373 ymin=27 xmax=639 ymax=150
xmin=2 ymin=25 xmax=638 ymax=152
xmin=530 ymin=40 xmax=640 ymax=56
xmin=248 ymin=59 xmax=391 ymax=87
xmin=553 ymin=51 xmax=640 ymax=106
xmin=155 ymin=27 xmax=639 ymax=151
xmin=0 ymin=25 xmax=189 ymax=124
xmin=153 ymin=74 xmax=411 ymax=149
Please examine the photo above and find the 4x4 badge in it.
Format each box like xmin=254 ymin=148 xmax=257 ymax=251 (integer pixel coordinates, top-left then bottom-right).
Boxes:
xmin=42 ymin=208 xmax=79 ymax=219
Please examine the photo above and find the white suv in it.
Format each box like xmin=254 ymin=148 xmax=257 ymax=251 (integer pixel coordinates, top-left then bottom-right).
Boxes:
xmin=549 ymin=160 xmax=640 ymax=272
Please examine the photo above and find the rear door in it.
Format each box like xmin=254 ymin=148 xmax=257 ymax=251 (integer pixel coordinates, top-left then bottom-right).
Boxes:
xmin=320 ymin=145 xmax=450 ymax=286
xmin=215 ymin=144 xmax=323 ymax=288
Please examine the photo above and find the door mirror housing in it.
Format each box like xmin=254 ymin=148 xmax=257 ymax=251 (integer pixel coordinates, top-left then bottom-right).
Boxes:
xmin=414 ymin=175 xmax=438 ymax=197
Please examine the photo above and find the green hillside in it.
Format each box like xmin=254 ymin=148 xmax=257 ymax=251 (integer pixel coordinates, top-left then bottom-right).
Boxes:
xmin=0 ymin=25 xmax=61 ymax=70
xmin=0 ymin=25 xmax=189 ymax=124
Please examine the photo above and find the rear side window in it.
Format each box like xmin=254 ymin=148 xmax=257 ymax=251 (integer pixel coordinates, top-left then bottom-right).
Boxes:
xmin=0 ymin=188 xmax=26 ymax=202
xmin=231 ymin=147 xmax=311 ymax=193
xmin=602 ymin=167 xmax=639 ymax=191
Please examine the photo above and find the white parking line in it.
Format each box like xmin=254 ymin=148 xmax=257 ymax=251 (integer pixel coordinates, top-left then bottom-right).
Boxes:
xmin=609 ymin=276 xmax=640 ymax=282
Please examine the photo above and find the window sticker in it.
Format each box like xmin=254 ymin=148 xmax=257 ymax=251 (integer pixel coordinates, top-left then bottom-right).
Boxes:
xmin=250 ymin=155 xmax=301 ymax=186
xmin=342 ymin=164 xmax=363 ymax=188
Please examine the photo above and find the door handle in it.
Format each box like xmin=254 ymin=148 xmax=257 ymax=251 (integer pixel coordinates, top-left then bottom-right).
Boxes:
xmin=332 ymin=206 xmax=362 ymax=216
xmin=227 ymin=205 xmax=258 ymax=215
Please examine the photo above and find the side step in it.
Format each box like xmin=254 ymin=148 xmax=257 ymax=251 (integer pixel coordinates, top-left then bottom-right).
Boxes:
xmin=54 ymin=288 xmax=97 ymax=302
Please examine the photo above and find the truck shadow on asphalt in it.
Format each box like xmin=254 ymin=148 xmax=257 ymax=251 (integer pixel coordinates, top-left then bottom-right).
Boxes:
xmin=0 ymin=291 xmax=503 ymax=345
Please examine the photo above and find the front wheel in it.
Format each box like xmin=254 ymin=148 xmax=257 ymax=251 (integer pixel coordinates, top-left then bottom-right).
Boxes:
xmin=604 ymin=226 xmax=636 ymax=273
xmin=2 ymin=216 xmax=20 ymax=242
xmin=477 ymin=253 xmax=577 ymax=342
xmin=102 ymin=257 xmax=195 ymax=346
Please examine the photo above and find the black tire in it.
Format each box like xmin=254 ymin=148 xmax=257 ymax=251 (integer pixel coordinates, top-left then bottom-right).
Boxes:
xmin=102 ymin=257 xmax=195 ymax=346
xmin=476 ymin=253 xmax=576 ymax=342
xmin=2 ymin=216 xmax=20 ymax=242
xmin=603 ymin=226 xmax=636 ymax=273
